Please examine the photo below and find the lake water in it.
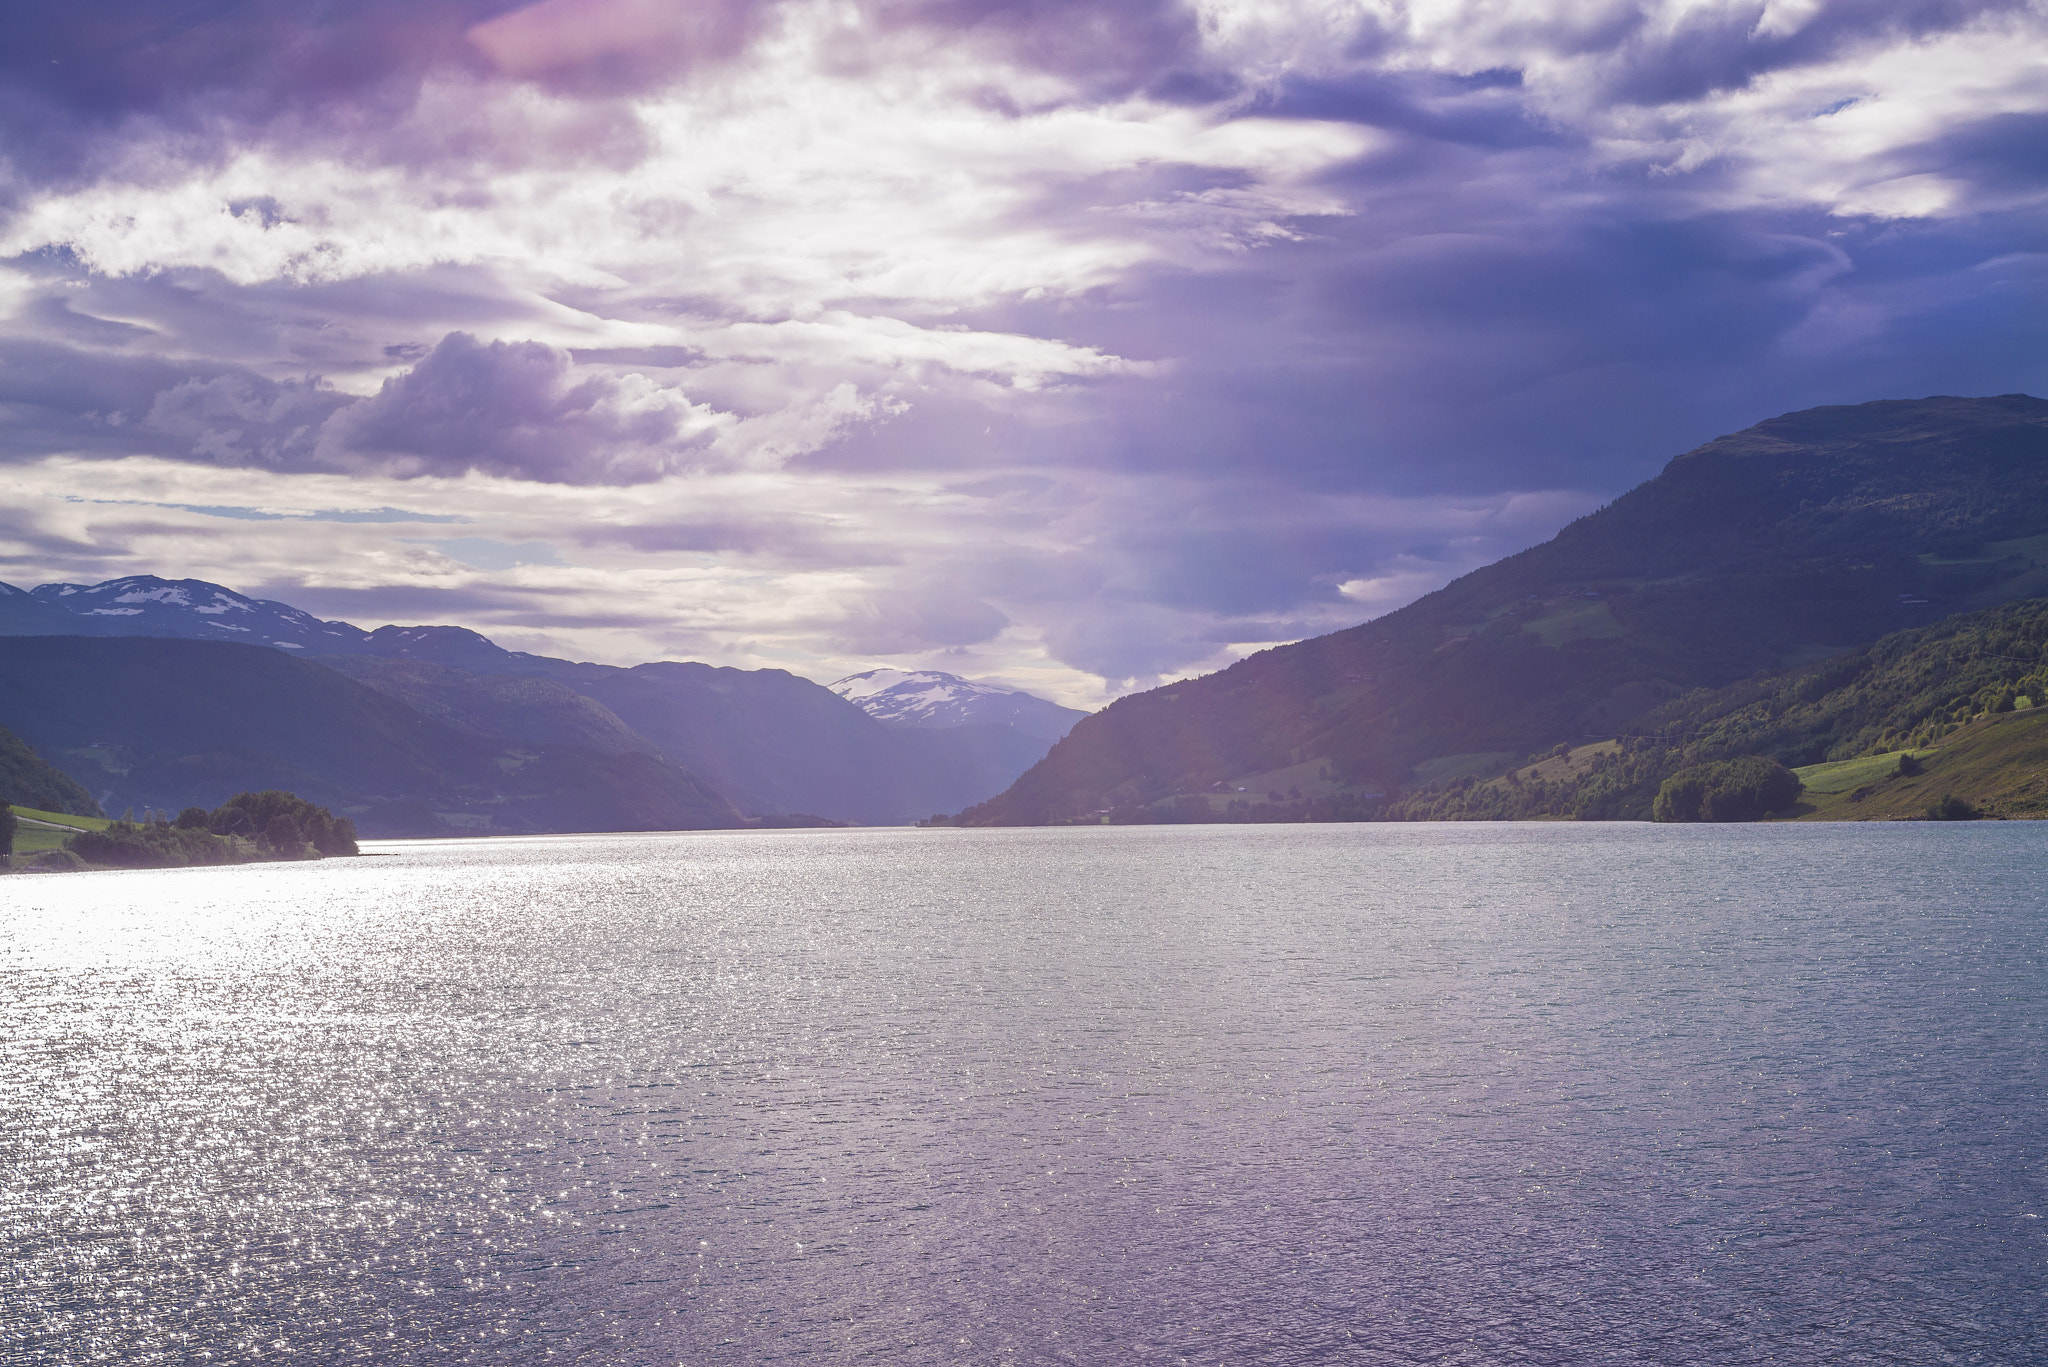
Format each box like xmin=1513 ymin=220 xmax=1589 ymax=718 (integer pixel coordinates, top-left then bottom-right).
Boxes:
xmin=2 ymin=823 xmax=2044 ymax=1365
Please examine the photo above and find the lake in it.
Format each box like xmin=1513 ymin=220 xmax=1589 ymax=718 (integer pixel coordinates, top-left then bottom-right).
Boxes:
xmin=3 ymin=823 xmax=2044 ymax=1364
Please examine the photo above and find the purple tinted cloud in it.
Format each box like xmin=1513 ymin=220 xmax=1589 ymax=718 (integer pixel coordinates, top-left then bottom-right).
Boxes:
xmin=0 ymin=328 xmax=723 ymax=484
xmin=0 ymin=0 xmax=2044 ymax=694
xmin=320 ymin=332 xmax=715 ymax=482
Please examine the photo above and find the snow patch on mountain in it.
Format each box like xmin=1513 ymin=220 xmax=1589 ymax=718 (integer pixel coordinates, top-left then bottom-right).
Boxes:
xmin=828 ymin=669 xmax=1088 ymax=740
xmin=25 ymin=576 xmax=373 ymax=652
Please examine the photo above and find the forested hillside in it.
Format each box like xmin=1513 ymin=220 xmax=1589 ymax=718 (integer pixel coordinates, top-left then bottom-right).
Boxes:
xmin=0 ymin=723 xmax=101 ymax=817
xmin=1385 ymin=597 xmax=2048 ymax=821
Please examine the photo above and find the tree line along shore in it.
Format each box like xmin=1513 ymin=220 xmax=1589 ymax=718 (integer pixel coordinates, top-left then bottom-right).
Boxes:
xmin=2 ymin=790 xmax=358 ymax=873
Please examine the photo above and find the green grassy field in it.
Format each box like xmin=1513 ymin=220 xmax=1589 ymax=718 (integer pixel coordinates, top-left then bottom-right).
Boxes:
xmin=1793 ymin=750 xmax=1928 ymax=794
xmin=8 ymin=806 xmax=112 ymax=856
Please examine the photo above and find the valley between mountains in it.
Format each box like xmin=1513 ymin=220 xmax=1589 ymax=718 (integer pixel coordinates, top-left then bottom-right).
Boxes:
xmin=0 ymin=587 xmax=1085 ymax=833
xmin=6 ymin=394 xmax=2048 ymax=834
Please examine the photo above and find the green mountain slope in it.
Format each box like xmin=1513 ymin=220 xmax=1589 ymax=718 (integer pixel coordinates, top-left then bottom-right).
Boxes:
xmin=1328 ymin=595 xmax=2048 ymax=822
xmin=0 ymin=722 xmax=102 ymax=816
xmin=957 ymin=394 xmax=2048 ymax=824
xmin=0 ymin=638 xmax=740 ymax=833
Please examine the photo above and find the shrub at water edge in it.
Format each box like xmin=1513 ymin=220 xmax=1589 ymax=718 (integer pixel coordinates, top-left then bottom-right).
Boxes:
xmin=1925 ymin=794 xmax=1981 ymax=821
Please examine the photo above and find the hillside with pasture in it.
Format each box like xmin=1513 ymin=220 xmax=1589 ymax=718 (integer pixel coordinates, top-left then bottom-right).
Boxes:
xmin=1382 ymin=596 xmax=2048 ymax=822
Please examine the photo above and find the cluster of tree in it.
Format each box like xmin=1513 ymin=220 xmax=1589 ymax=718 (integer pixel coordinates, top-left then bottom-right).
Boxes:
xmin=0 ymin=801 xmax=14 ymax=858
xmin=1117 ymin=791 xmax=1387 ymax=825
xmin=1377 ymin=742 xmax=1678 ymax=822
xmin=1650 ymin=758 xmax=1803 ymax=823
xmin=66 ymin=820 xmax=247 ymax=869
xmin=182 ymin=790 xmax=360 ymax=856
xmin=63 ymin=791 xmax=358 ymax=869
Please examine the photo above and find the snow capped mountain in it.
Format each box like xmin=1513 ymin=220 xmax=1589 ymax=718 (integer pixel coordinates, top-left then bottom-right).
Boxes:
xmin=0 ymin=571 xmax=1088 ymax=822
xmin=828 ymin=668 xmax=1088 ymax=739
xmin=6 ymin=576 xmax=537 ymax=669
xmin=24 ymin=576 xmax=371 ymax=652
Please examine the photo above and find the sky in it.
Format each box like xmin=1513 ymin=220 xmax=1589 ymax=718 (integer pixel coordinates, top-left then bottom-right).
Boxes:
xmin=0 ymin=0 xmax=2043 ymax=706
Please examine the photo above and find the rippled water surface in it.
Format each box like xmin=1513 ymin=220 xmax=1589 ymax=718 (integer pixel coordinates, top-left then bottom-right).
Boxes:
xmin=3 ymin=823 xmax=2045 ymax=1365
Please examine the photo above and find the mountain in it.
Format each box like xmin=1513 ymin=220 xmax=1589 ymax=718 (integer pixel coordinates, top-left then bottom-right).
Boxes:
xmin=0 ymin=637 xmax=740 ymax=834
xmin=317 ymin=654 xmax=1047 ymax=824
xmin=954 ymin=394 xmax=2048 ymax=824
xmin=829 ymin=668 xmax=1088 ymax=740
xmin=16 ymin=576 xmax=378 ymax=652
xmin=0 ymin=721 xmax=102 ymax=817
xmin=3 ymin=575 xmax=578 ymax=672
xmin=313 ymin=657 xmax=655 ymax=755
xmin=0 ymin=573 xmax=1089 ymax=823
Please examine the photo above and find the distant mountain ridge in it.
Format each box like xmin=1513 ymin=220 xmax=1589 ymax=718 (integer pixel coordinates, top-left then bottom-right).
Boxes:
xmin=829 ymin=669 xmax=1087 ymax=739
xmin=0 ymin=574 xmax=1091 ymax=826
xmin=953 ymin=393 xmax=2048 ymax=825
xmin=0 ymin=637 xmax=741 ymax=834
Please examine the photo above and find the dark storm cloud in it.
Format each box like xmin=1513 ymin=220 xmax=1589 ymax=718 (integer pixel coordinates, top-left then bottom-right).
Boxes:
xmin=0 ymin=0 xmax=486 ymax=192
xmin=1250 ymin=69 xmax=1551 ymax=149
xmin=146 ymin=372 xmax=348 ymax=467
xmin=1597 ymin=0 xmax=2028 ymax=106
xmin=0 ymin=0 xmax=489 ymax=116
xmin=320 ymin=332 xmax=713 ymax=483
xmin=0 ymin=336 xmax=345 ymax=464
xmin=0 ymin=328 xmax=720 ymax=484
xmin=1898 ymin=112 xmax=2048 ymax=204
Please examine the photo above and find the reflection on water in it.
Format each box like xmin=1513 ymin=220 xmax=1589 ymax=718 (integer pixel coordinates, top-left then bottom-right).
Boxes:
xmin=2 ymin=823 xmax=2044 ymax=1364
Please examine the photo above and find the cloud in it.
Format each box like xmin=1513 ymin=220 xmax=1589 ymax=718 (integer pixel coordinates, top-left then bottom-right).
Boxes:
xmin=825 ymin=587 xmax=1012 ymax=654
xmin=467 ymin=0 xmax=774 ymax=88
xmin=145 ymin=374 xmax=349 ymax=468
xmin=0 ymin=326 xmax=738 ymax=485
xmin=0 ymin=0 xmax=2045 ymax=702
xmin=317 ymin=332 xmax=729 ymax=482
